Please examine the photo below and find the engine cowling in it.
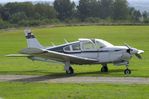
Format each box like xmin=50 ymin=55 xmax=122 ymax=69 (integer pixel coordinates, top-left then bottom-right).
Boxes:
xmin=121 ymin=52 xmax=132 ymax=61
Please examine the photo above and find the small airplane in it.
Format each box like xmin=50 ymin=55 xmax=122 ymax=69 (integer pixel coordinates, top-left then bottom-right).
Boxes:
xmin=7 ymin=28 xmax=144 ymax=75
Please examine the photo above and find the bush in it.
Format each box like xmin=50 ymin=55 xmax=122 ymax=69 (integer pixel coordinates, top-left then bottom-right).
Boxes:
xmin=143 ymin=18 xmax=149 ymax=23
xmin=18 ymin=20 xmax=41 ymax=26
xmin=84 ymin=17 xmax=101 ymax=23
xmin=64 ymin=18 xmax=81 ymax=23
xmin=0 ymin=19 xmax=11 ymax=29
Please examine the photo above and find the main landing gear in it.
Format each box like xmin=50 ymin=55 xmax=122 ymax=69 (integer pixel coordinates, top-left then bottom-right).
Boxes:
xmin=64 ymin=62 xmax=74 ymax=75
xmin=101 ymin=64 xmax=108 ymax=72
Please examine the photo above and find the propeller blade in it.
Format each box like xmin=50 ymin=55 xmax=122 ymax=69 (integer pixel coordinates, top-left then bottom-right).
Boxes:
xmin=124 ymin=44 xmax=132 ymax=54
xmin=124 ymin=43 xmax=131 ymax=49
xmin=137 ymin=50 xmax=144 ymax=54
xmin=135 ymin=54 xmax=142 ymax=59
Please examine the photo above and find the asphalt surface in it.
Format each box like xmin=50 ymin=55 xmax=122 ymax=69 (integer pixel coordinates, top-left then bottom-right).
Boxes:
xmin=0 ymin=75 xmax=149 ymax=84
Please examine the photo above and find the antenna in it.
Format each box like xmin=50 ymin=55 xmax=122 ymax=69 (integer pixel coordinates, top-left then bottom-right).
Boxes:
xmin=51 ymin=42 xmax=55 ymax=46
xmin=64 ymin=39 xmax=69 ymax=43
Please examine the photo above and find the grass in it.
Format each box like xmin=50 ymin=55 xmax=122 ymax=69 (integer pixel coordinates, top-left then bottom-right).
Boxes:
xmin=0 ymin=26 xmax=149 ymax=77
xmin=0 ymin=82 xmax=148 ymax=99
xmin=0 ymin=26 xmax=149 ymax=99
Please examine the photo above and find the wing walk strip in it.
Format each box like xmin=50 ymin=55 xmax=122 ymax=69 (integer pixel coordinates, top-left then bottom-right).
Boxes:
xmin=0 ymin=75 xmax=148 ymax=84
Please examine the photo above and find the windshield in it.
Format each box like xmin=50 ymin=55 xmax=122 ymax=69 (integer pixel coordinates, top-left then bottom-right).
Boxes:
xmin=95 ymin=39 xmax=113 ymax=48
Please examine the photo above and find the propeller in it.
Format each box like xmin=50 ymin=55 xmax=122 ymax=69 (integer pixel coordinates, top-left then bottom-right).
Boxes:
xmin=124 ymin=44 xmax=144 ymax=59
xmin=125 ymin=43 xmax=132 ymax=54
xmin=135 ymin=50 xmax=144 ymax=59
xmin=135 ymin=54 xmax=142 ymax=59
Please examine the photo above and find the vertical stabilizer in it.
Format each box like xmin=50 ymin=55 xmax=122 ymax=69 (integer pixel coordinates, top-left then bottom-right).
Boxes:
xmin=24 ymin=28 xmax=43 ymax=49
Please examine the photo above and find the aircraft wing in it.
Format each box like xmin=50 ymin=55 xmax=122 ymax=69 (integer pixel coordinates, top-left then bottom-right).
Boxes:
xmin=20 ymin=48 xmax=98 ymax=64
xmin=6 ymin=54 xmax=31 ymax=57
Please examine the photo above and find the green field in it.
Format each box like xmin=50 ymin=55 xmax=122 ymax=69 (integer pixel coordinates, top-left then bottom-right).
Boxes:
xmin=0 ymin=26 xmax=149 ymax=99
xmin=0 ymin=82 xmax=148 ymax=99
xmin=0 ymin=26 xmax=149 ymax=77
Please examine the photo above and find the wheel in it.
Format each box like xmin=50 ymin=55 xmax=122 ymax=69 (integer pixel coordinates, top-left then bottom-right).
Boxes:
xmin=101 ymin=66 xmax=108 ymax=72
xmin=66 ymin=67 xmax=74 ymax=74
xmin=124 ymin=69 xmax=131 ymax=75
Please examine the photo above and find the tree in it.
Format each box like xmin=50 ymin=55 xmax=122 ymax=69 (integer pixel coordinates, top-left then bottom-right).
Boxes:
xmin=142 ymin=11 xmax=148 ymax=19
xmin=4 ymin=2 xmax=33 ymax=18
xmin=77 ymin=0 xmax=100 ymax=20
xmin=34 ymin=3 xmax=57 ymax=19
xmin=133 ymin=10 xmax=142 ymax=22
xmin=54 ymin=0 xmax=75 ymax=20
xmin=112 ymin=0 xmax=129 ymax=20
xmin=10 ymin=12 xmax=27 ymax=23
xmin=100 ymin=0 xmax=114 ymax=19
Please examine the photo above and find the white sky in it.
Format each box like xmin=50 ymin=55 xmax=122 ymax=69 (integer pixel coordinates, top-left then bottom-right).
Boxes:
xmin=0 ymin=0 xmax=52 ymax=3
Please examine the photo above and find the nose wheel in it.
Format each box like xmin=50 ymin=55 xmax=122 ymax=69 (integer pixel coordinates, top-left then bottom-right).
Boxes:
xmin=124 ymin=62 xmax=131 ymax=75
xmin=124 ymin=69 xmax=131 ymax=75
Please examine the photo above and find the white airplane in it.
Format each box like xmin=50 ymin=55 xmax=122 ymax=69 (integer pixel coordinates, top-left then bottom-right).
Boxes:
xmin=7 ymin=28 xmax=144 ymax=75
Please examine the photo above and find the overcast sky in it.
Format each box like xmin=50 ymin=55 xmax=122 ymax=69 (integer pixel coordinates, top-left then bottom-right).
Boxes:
xmin=0 ymin=0 xmax=55 ymax=3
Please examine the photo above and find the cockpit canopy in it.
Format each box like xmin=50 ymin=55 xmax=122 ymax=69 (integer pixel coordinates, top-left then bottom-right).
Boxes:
xmin=64 ymin=38 xmax=113 ymax=52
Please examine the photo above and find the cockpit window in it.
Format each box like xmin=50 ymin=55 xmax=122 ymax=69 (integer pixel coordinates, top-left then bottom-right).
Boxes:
xmin=82 ymin=41 xmax=96 ymax=50
xmin=95 ymin=41 xmax=103 ymax=49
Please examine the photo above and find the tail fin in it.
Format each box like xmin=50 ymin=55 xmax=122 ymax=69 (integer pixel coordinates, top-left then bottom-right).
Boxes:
xmin=24 ymin=28 xmax=43 ymax=49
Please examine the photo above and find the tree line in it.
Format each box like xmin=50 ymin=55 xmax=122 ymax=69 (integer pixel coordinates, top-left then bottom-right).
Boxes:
xmin=0 ymin=0 xmax=149 ymax=29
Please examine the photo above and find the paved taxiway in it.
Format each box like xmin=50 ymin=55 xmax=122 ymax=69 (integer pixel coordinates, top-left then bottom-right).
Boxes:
xmin=0 ymin=75 xmax=149 ymax=84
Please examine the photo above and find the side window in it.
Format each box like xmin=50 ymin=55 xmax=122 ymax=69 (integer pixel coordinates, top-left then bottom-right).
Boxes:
xmin=63 ymin=43 xmax=81 ymax=52
xmin=64 ymin=46 xmax=71 ymax=52
xmin=72 ymin=43 xmax=81 ymax=51
xmin=82 ymin=42 xmax=96 ymax=50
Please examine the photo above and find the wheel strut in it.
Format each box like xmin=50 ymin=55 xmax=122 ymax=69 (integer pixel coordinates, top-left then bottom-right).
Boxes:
xmin=64 ymin=61 xmax=74 ymax=75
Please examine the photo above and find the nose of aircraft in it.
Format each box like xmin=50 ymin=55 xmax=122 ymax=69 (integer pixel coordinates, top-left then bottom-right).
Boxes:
xmin=131 ymin=48 xmax=144 ymax=59
xmin=124 ymin=44 xmax=144 ymax=59
xmin=131 ymin=48 xmax=144 ymax=54
xmin=130 ymin=48 xmax=138 ymax=54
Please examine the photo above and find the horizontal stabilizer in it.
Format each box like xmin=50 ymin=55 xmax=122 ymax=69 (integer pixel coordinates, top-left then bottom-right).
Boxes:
xmin=6 ymin=54 xmax=31 ymax=57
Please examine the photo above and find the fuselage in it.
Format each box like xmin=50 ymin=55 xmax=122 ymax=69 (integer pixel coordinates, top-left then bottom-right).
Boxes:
xmin=46 ymin=39 xmax=132 ymax=65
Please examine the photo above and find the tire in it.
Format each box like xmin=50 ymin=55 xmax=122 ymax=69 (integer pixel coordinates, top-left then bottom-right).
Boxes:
xmin=124 ymin=69 xmax=131 ymax=75
xmin=66 ymin=67 xmax=74 ymax=74
xmin=101 ymin=66 xmax=108 ymax=72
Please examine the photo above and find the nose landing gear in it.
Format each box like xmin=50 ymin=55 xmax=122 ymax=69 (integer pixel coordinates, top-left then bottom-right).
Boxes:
xmin=124 ymin=62 xmax=131 ymax=75
xmin=124 ymin=69 xmax=131 ymax=75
